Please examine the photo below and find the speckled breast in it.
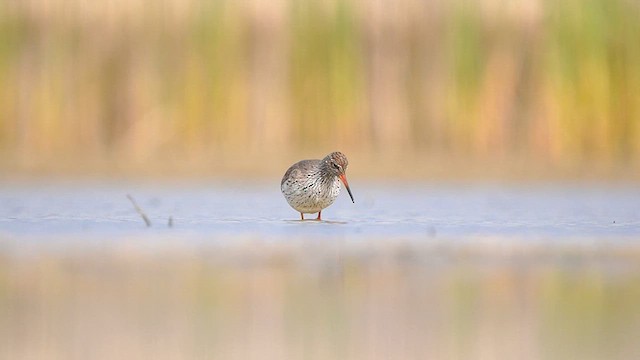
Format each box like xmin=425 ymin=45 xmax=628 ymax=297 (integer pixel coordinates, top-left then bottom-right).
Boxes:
xmin=281 ymin=176 xmax=342 ymax=214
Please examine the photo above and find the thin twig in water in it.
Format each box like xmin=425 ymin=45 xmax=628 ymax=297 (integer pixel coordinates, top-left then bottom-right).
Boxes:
xmin=127 ymin=194 xmax=151 ymax=227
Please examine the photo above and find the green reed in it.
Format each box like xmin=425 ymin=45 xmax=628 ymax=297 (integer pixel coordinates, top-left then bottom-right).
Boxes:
xmin=0 ymin=0 xmax=638 ymax=171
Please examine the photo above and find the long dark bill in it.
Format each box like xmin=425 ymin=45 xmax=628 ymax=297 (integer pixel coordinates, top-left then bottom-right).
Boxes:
xmin=338 ymin=174 xmax=355 ymax=203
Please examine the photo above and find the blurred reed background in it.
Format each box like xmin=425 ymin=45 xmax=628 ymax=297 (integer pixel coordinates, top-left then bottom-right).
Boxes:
xmin=0 ymin=0 xmax=639 ymax=177
xmin=2 ymin=2 xmax=640 ymax=358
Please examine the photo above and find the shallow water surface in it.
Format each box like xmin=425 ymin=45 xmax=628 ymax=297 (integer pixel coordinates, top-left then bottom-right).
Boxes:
xmin=1 ymin=180 xmax=640 ymax=359
xmin=1 ymin=180 xmax=638 ymax=243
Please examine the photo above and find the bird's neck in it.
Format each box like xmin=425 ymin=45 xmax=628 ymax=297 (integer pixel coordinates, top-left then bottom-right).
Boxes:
xmin=317 ymin=161 xmax=337 ymax=183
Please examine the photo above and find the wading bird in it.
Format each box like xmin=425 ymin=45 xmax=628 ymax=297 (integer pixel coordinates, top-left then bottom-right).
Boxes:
xmin=281 ymin=151 xmax=354 ymax=220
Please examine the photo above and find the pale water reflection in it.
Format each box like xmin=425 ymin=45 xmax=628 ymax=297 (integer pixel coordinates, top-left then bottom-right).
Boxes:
xmin=1 ymin=181 xmax=640 ymax=359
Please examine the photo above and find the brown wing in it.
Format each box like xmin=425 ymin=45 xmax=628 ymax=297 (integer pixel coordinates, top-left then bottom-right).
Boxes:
xmin=281 ymin=159 xmax=319 ymax=186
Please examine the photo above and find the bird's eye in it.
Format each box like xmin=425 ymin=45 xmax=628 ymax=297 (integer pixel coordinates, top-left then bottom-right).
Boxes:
xmin=332 ymin=163 xmax=340 ymax=169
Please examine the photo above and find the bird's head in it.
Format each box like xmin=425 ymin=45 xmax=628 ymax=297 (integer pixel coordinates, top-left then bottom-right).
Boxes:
xmin=323 ymin=151 xmax=354 ymax=203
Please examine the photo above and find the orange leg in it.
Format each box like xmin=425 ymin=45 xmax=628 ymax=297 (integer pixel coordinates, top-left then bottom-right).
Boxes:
xmin=300 ymin=213 xmax=304 ymax=220
xmin=316 ymin=211 xmax=322 ymax=221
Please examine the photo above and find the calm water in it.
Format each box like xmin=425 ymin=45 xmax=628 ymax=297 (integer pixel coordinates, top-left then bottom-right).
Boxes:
xmin=1 ymin=180 xmax=638 ymax=243
xmin=2 ymin=180 xmax=640 ymax=359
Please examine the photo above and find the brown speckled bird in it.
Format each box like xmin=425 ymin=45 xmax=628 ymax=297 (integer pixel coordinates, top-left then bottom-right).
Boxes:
xmin=281 ymin=151 xmax=354 ymax=220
